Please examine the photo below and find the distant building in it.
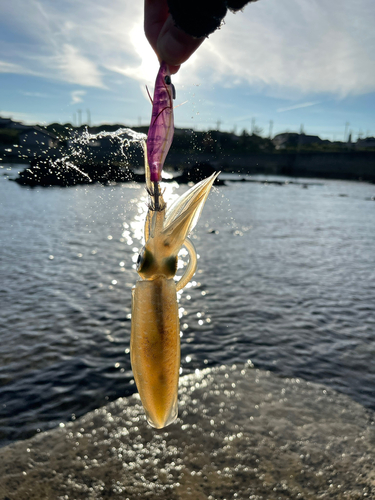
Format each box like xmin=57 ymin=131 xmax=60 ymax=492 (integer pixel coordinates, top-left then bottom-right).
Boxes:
xmin=356 ymin=137 xmax=375 ymax=149
xmin=0 ymin=117 xmax=13 ymax=128
xmin=273 ymin=132 xmax=329 ymax=150
xmin=19 ymin=127 xmax=58 ymax=148
xmin=0 ymin=116 xmax=29 ymax=131
xmin=174 ymin=128 xmax=194 ymax=136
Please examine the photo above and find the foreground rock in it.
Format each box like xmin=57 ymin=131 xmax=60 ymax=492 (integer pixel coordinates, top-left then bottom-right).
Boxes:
xmin=0 ymin=364 xmax=374 ymax=499
xmin=14 ymin=158 xmax=141 ymax=187
xmin=14 ymin=159 xmax=224 ymax=187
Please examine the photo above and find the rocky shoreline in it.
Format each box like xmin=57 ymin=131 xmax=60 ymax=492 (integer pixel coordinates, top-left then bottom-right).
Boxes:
xmin=12 ymin=159 xmax=327 ymax=188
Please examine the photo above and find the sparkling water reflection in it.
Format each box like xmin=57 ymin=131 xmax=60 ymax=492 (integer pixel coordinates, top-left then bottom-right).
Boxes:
xmin=0 ymin=365 xmax=374 ymax=499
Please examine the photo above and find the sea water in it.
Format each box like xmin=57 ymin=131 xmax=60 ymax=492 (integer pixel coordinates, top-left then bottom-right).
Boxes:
xmin=0 ymin=165 xmax=374 ymax=497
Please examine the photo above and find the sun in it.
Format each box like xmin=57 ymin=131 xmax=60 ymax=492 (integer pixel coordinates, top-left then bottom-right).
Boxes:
xmin=127 ymin=23 xmax=159 ymax=85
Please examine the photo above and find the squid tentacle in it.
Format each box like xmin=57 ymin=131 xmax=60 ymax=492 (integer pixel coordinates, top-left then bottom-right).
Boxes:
xmin=176 ymin=237 xmax=197 ymax=292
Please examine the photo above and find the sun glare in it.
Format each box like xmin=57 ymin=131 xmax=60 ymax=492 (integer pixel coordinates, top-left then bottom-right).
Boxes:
xmin=127 ymin=23 xmax=159 ymax=86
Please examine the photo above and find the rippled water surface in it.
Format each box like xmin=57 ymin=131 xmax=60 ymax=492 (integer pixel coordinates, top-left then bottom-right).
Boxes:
xmin=1 ymin=365 xmax=374 ymax=499
xmin=0 ymin=165 xmax=375 ymax=445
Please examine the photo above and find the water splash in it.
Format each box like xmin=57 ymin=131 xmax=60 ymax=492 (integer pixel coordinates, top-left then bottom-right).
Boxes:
xmin=61 ymin=127 xmax=147 ymax=181
xmin=15 ymin=127 xmax=148 ymax=186
xmin=69 ymin=127 xmax=143 ymax=161
xmin=73 ymin=127 xmax=147 ymax=156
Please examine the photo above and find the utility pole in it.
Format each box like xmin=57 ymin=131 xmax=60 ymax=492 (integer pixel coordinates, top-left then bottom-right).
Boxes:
xmin=77 ymin=109 xmax=82 ymax=127
xmin=300 ymin=123 xmax=304 ymax=135
xmin=344 ymin=122 xmax=350 ymax=142
xmin=269 ymin=120 xmax=273 ymax=139
xmin=73 ymin=112 xmax=76 ymax=127
xmin=347 ymin=130 xmax=352 ymax=150
xmin=86 ymin=109 xmax=91 ymax=127
xmin=251 ymin=118 xmax=255 ymax=135
xmin=138 ymin=116 xmax=142 ymax=126
xmin=215 ymin=120 xmax=222 ymax=156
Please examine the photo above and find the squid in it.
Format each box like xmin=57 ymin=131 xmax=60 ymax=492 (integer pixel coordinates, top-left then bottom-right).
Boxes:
xmin=130 ymin=62 xmax=219 ymax=428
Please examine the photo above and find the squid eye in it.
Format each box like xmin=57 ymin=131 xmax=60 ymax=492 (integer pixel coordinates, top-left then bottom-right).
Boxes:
xmin=164 ymin=256 xmax=178 ymax=276
xmin=137 ymin=247 xmax=154 ymax=274
xmin=136 ymin=250 xmax=143 ymax=271
xmin=164 ymin=75 xmax=171 ymax=85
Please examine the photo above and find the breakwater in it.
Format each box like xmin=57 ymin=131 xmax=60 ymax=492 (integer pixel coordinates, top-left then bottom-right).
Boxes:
xmin=167 ymin=150 xmax=375 ymax=182
xmin=3 ymin=148 xmax=375 ymax=182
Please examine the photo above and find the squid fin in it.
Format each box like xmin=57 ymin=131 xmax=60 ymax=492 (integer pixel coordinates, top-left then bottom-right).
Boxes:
xmin=163 ymin=172 xmax=220 ymax=239
xmin=163 ymin=172 xmax=219 ymax=245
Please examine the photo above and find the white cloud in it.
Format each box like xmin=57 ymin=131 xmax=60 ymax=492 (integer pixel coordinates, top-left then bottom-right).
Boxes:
xmin=20 ymin=91 xmax=53 ymax=98
xmin=0 ymin=0 xmax=374 ymax=98
xmin=0 ymin=60 xmax=26 ymax=73
xmin=0 ymin=110 xmax=41 ymax=124
xmin=71 ymin=90 xmax=86 ymax=104
xmin=54 ymin=44 xmax=103 ymax=88
xmin=277 ymin=101 xmax=321 ymax=113
xmin=0 ymin=1 xmax=113 ymax=88
xmin=183 ymin=0 xmax=375 ymax=96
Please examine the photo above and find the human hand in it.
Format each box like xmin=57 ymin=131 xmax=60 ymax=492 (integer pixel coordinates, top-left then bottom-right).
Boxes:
xmin=144 ymin=0 xmax=205 ymax=74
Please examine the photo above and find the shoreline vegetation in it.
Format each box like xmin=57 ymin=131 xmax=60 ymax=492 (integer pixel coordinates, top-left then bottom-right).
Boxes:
xmin=1 ymin=117 xmax=375 ymax=185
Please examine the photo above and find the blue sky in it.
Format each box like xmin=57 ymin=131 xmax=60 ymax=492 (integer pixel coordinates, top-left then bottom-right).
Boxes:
xmin=0 ymin=0 xmax=374 ymax=140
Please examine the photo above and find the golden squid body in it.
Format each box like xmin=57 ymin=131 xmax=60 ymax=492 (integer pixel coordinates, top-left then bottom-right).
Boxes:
xmin=130 ymin=143 xmax=218 ymax=428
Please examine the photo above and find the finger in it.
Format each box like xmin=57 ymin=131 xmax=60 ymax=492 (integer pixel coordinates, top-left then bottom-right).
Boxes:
xmin=144 ymin=0 xmax=169 ymax=53
xmin=168 ymin=63 xmax=181 ymax=75
xmin=157 ymin=15 xmax=205 ymax=68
